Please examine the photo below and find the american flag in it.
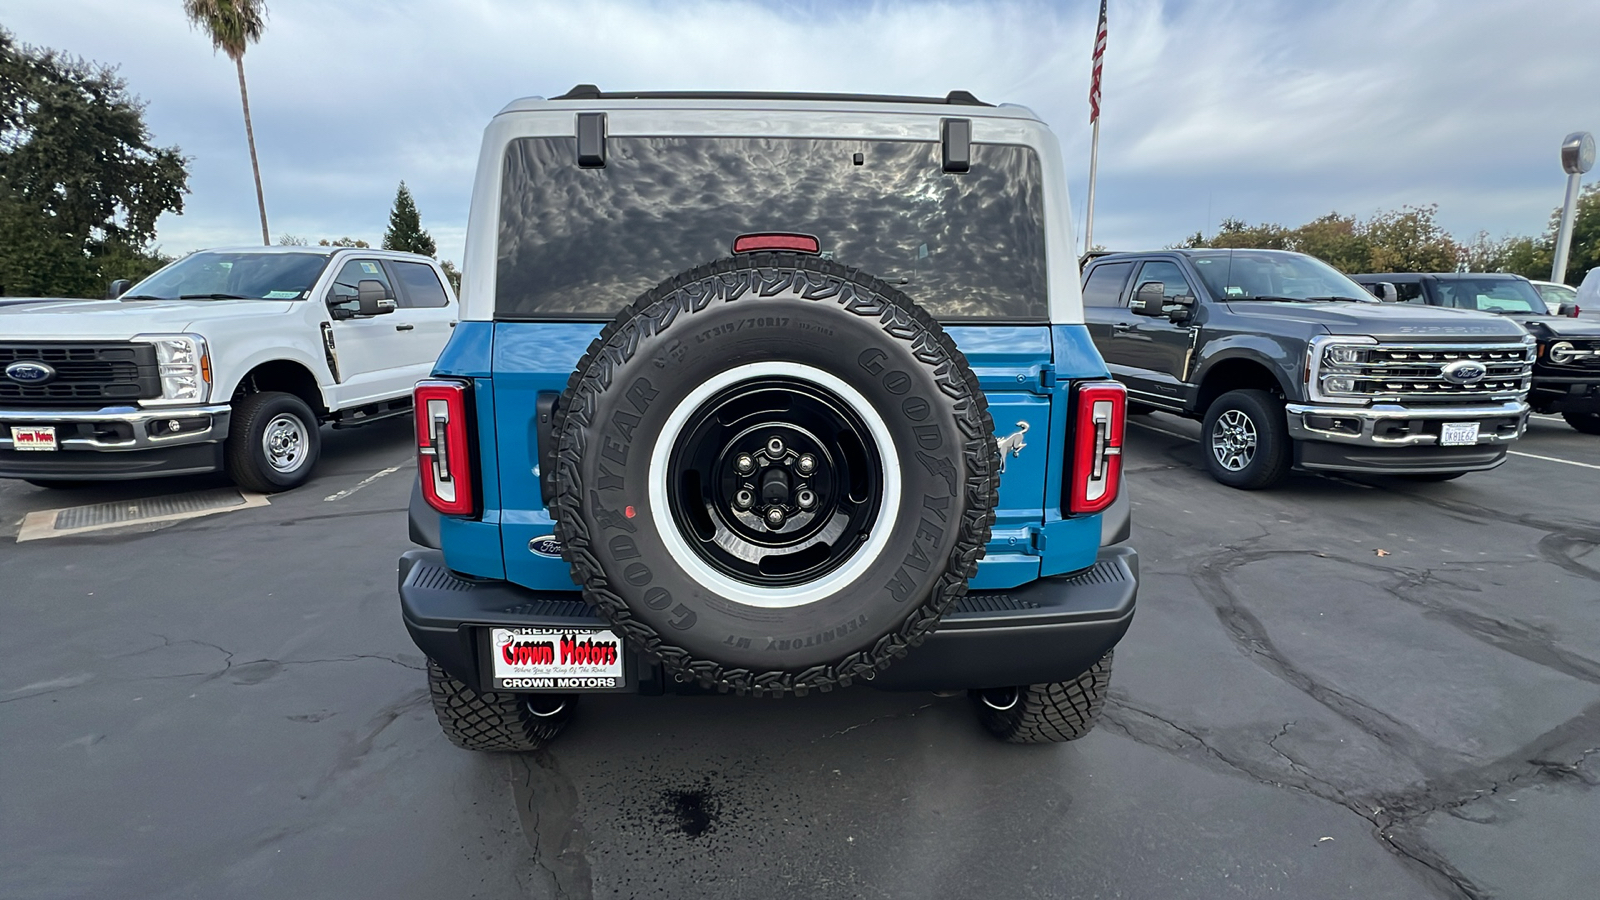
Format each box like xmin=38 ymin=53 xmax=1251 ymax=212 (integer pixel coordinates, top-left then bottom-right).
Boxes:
xmin=1089 ymin=0 xmax=1108 ymax=124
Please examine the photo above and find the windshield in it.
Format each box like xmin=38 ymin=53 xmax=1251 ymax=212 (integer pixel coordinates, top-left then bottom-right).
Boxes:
xmin=1433 ymin=278 xmax=1549 ymax=315
xmin=126 ymin=251 xmax=331 ymax=301
xmin=1187 ymin=250 xmax=1375 ymax=302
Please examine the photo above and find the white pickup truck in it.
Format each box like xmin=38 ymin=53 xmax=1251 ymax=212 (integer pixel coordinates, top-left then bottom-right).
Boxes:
xmin=0 ymin=246 xmax=456 ymax=492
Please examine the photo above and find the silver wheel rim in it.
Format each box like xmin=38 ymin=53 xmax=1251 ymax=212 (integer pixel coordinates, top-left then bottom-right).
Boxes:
xmin=262 ymin=413 xmax=309 ymax=474
xmin=1211 ymin=409 xmax=1258 ymax=472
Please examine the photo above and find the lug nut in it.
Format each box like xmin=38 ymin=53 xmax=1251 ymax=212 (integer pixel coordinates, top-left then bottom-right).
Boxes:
xmin=797 ymin=454 xmax=816 ymax=475
xmin=796 ymin=489 xmax=816 ymax=510
xmin=734 ymin=489 xmax=754 ymax=510
xmin=766 ymin=436 xmax=785 ymax=457
xmin=764 ymin=507 xmax=786 ymax=529
xmin=734 ymin=454 xmax=755 ymax=475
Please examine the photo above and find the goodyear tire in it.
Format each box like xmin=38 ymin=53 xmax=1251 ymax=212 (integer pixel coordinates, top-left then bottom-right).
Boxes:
xmin=553 ymin=253 xmax=998 ymax=696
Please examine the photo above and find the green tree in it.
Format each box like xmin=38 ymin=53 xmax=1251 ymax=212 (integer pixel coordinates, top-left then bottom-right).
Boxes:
xmin=382 ymin=181 xmax=436 ymax=256
xmin=1363 ymin=204 xmax=1461 ymax=273
xmin=319 ymin=236 xmax=370 ymax=248
xmin=0 ymin=29 xmax=187 ymax=297
xmin=1290 ymin=213 xmax=1370 ymax=273
xmin=439 ymin=259 xmax=462 ymax=293
xmin=182 ymin=0 xmax=270 ymax=245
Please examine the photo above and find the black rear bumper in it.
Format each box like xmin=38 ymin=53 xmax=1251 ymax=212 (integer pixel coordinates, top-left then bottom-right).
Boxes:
xmin=399 ymin=546 xmax=1138 ymax=694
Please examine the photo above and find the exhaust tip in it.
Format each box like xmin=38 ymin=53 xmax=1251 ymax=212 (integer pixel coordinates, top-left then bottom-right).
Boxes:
xmin=978 ymin=687 xmax=1020 ymax=712
xmin=525 ymin=696 xmax=570 ymax=718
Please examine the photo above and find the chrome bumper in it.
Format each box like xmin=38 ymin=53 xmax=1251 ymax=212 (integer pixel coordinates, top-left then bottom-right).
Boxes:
xmin=1283 ymin=399 xmax=1528 ymax=447
xmin=0 ymin=404 xmax=232 ymax=451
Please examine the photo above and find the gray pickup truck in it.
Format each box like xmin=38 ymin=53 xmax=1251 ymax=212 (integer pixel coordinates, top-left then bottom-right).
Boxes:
xmin=1079 ymin=249 xmax=1534 ymax=488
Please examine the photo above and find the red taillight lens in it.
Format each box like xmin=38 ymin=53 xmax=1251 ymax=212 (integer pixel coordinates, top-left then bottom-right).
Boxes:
xmin=732 ymin=232 xmax=821 ymax=255
xmin=415 ymin=379 xmax=476 ymax=516
xmin=1069 ymin=380 xmax=1126 ymax=514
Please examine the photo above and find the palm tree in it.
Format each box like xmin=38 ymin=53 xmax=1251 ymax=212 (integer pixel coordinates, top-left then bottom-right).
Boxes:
xmin=183 ymin=0 xmax=270 ymax=244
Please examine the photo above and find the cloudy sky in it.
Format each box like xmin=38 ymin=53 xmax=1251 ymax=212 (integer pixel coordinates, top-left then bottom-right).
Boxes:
xmin=3 ymin=0 xmax=1597 ymax=264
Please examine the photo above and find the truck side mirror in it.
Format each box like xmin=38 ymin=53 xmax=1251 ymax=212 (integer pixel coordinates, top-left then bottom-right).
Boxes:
xmin=107 ymin=279 xmax=132 ymax=299
xmin=1558 ymin=301 xmax=1579 ymax=318
xmin=1373 ymin=282 xmax=1399 ymax=302
xmin=357 ymin=279 xmax=396 ymax=316
xmin=1132 ymin=282 xmax=1166 ymax=316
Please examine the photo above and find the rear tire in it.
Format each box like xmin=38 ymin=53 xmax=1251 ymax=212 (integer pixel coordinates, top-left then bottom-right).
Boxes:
xmin=972 ymin=651 xmax=1113 ymax=744
xmin=427 ymin=659 xmax=572 ymax=752
xmin=225 ymin=391 xmax=321 ymax=493
xmin=1563 ymin=410 xmax=1600 ymax=435
xmin=1201 ymin=389 xmax=1291 ymax=489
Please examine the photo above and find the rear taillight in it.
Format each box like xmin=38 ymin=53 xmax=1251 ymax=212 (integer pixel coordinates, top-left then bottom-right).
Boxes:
xmin=415 ymin=379 xmax=476 ymax=516
xmin=1069 ymin=381 xmax=1126 ymax=514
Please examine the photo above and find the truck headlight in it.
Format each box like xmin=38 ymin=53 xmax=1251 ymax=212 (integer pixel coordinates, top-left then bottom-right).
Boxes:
xmin=1326 ymin=345 xmax=1366 ymax=365
xmin=137 ymin=334 xmax=211 ymax=404
xmin=1547 ymin=341 xmax=1576 ymax=364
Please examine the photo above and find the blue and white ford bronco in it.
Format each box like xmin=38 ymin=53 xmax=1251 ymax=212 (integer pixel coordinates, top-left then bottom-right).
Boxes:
xmin=399 ymin=86 xmax=1138 ymax=749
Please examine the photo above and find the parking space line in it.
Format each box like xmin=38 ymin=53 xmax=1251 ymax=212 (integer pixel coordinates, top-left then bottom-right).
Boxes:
xmin=323 ymin=465 xmax=404 ymax=502
xmin=1507 ymin=450 xmax=1600 ymax=471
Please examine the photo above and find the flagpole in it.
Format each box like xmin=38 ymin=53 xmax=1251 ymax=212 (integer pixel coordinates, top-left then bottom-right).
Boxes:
xmin=1084 ymin=0 xmax=1107 ymax=257
xmin=1084 ymin=117 xmax=1100 ymax=255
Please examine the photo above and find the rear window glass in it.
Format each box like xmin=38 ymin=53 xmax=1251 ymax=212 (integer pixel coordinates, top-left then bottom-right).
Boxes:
xmin=496 ymin=136 xmax=1047 ymax=321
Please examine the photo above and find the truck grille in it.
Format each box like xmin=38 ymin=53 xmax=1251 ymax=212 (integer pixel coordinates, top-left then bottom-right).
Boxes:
xmin=0 ymin=342 xmax=161 ymax=408
xmin=1336 ymin=342 xmax=1533 ymax=403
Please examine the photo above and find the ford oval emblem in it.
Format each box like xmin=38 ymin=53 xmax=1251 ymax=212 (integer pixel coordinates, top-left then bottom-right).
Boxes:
xmin=5 ymin=361 xmax=56 ymax=384
xmin=1441 ymin=360 xmax=1487 ymax=385
xmin=528 ymin=536 xmax=565 ymax=558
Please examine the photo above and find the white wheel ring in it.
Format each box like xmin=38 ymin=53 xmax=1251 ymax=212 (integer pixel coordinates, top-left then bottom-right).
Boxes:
xmin=646 ymin=362 xmax=902 ymax=609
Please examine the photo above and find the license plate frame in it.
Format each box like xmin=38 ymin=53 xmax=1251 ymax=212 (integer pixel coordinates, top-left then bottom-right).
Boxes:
xmin=9 ymin=425 xmax=58 ymax=451
xmin=1440 ymin=422 xmax=1481 ymax=447
xmin=483 ymin=626 xmax=628 ymax=692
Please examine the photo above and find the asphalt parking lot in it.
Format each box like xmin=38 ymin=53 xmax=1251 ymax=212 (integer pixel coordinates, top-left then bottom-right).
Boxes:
xmin=3 ymin=414 xmax=1597 ymax=900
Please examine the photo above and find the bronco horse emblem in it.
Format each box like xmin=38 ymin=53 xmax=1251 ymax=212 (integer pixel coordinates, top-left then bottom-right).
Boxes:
xmin=996 ymin=421 xmax=1029 ymax=473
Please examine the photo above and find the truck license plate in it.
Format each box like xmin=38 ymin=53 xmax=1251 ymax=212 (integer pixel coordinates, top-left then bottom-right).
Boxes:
xmin=10 ymin=426 xmax=57 ymax=451
xmin=488 ymin=627 xmax=625 ymax=691
xmin=1440 ymin=422 xmax=1480 ymax=447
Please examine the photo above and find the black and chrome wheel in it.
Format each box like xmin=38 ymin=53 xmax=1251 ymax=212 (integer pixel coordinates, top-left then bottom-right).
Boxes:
xmin=1200 ymin=389 xmax=1290 ymax=489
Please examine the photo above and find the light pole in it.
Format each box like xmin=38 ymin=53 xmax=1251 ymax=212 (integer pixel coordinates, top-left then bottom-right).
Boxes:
xmin=1551 ymin=131 xmax=1595 ymax=284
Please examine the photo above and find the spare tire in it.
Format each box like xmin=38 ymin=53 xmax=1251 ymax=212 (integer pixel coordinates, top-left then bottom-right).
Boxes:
xmin=552 ymin=253 xmax=998 ymax=696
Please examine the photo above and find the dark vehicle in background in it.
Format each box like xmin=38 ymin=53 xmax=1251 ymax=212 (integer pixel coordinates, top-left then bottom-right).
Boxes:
xmin=1080 ymin=249 xmax=1534 ymax=488
xmin=1350 ymin=272 xmax=1600 ymax=434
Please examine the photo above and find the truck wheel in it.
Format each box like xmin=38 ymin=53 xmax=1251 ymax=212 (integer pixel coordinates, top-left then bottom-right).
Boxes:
xmin=1563 ymin=410 xmax=1600 ymax=435
xmin=427 ymin=660 xmax=572 ymax=752
xmin=225 ymin=391 xmax=321 ymax=493
xmin=972 ymin=651 xmax=1113 ymax=744
xmin=553 ymin=252 xmax=998 ymax=697
xmin=1201 ymin=389 xmax=1291 ymax=489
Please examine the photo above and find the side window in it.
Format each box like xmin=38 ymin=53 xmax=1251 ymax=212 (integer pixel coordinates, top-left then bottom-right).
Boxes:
xmin=1132 ymin=261 xmax=1194 ymax=302
xmin=390 ymin=261 xmax=450 ymax=309
xmin=1082 ymin=262 xmax=1135 ymax=307
xmin=1395 ymin=282 xmax=1425 ymax=303
xmin=327 ymin=259 xmax=394 ymax=306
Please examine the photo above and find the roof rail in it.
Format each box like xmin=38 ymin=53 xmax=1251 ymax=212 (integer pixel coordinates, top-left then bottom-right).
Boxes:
xmin=550 ymin=84 xmax=992 ymax=107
